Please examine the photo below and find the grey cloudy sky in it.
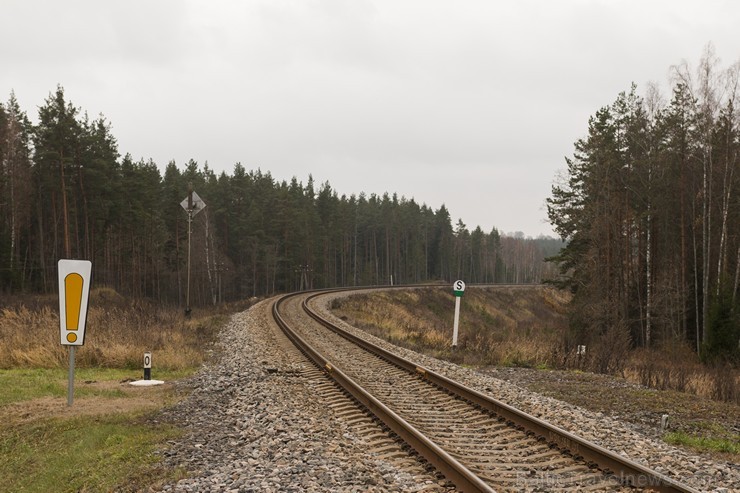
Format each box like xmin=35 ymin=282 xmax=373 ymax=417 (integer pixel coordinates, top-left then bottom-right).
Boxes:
xmin=2 ymin=0 xmax=738 ymax=237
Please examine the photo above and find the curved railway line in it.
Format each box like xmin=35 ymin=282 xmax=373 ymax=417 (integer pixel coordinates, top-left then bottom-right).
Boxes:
xmin=271 ymin=287 xmax=701 ymax=493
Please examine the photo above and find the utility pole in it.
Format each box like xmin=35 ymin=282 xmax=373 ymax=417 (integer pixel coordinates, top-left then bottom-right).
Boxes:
xmin=186 ymin=184 xmax=193 ymax=316
xmin=295 ymin=264 xmax=311 ymax=291
xmin=180 ymin=183 xmax=206 ymax=316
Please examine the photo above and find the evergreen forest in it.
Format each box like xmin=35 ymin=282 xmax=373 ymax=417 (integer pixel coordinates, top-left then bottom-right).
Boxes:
xmin=0 ymin=86 xmax=560 ymax=306
xmin=547 ymin=47 xmax=740 ymax=362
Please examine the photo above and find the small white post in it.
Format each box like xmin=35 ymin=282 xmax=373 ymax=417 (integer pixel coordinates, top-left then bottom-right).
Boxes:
xmin=452 ymin=280 xmax=465 ymax=348
xmin=452 ymin=296 xmax=461 ymax=347
xmin=144 ymin=352 xmax=152 ymax=380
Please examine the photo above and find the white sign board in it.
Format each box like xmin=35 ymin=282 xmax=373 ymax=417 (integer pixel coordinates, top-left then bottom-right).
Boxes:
xmin=453 ymin=280 xmax=466 ymax=297
xmin=58 ymin=259 xmax=92 ymax=346
xmin=180 ymin=191 xmax=206 ymax=216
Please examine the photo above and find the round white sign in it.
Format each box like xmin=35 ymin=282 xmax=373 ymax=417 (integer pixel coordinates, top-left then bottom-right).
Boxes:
xmin=453 ymin=280 xmax=466 ymax=292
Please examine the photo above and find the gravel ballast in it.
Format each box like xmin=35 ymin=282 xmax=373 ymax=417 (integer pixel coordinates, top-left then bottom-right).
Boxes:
xmin=158 ymin=299 xmax=443 ymax=492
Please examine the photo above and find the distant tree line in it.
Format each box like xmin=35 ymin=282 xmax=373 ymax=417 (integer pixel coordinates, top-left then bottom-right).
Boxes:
xmin=547 ymin=46 xmax=739 ymax=362
xmin=0 ymin=85 xmax=560 ymax=304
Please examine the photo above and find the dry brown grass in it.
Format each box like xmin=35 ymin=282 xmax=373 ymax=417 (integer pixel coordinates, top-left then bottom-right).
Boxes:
xmin=0 ymin=287 xmax=250 ymax=370
xmin=333 ymin=286 xmax=569 ymax=368
xmin=626 ymin=346 xmax=739 ymax=403
xmin=332 ymin=286 xmax=739 ymax=404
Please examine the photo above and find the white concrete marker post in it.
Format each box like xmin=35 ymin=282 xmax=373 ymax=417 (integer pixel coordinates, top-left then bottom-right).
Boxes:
xmin=144 ymin=352 xmax=152 ymax=380
xmin=452 ymin=280 xmax=466 ymax=348
xmin=130 ymin=352 xmax=164 ymax=387
xmin=58 ymin=259 xmax=93 ymax=407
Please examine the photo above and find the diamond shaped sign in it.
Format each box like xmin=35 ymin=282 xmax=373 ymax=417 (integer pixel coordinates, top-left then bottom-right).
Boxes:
xmin=180 ymin=191 xmax=206 ymax=216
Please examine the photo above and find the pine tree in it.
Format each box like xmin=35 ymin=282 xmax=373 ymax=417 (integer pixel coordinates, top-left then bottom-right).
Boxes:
xmin=32 ymin=86 xmax=83 ymax=288
xmin=0 ymin=92 xmax=33 ymax=290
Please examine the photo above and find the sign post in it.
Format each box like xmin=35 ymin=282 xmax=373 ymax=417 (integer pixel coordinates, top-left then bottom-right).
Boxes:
xmin=452 ymin=280 xmax=465 ymax=348
xmin=180 ymin=185 xmax=206 ymax=316
xmin=58 ymin=259 xmax=92 ymax=406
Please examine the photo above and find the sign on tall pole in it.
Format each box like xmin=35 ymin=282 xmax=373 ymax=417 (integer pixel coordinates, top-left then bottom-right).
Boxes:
xmin=452 ymin=280 xmax=465 ymax=348
xmin=180 ymin=184 xmax=206 ymax=316
xmin=58 ymin=259 xmax=92 ymax=406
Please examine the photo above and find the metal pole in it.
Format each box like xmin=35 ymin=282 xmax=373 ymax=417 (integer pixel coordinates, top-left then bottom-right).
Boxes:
xmin=186 ymin=210 xmax=192 ymax=316
xmin=184 ymin=183 xmax=195 ymax=316
xmin=67 ymin=346 xmax=75 ymax=406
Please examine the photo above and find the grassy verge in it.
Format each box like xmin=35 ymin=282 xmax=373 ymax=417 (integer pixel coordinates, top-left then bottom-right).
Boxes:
xmin=0 ymin=367 xmax=193 ymax=406
xmin=0 ymin=288 xmax=249 ymax=493
xmin=664 ymin=431 xmax=740 ymax=455
xmin=332 ymin=286 xmax=568 ymax=368
xmin=0 ymin=413 xmax=184 ymax=493
xmin=0 ymin=367 xmax=195 ymax=493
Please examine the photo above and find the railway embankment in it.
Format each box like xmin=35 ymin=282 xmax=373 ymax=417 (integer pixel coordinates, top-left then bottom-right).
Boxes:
xmin=157 ymin=289 xmax=739 ymax=491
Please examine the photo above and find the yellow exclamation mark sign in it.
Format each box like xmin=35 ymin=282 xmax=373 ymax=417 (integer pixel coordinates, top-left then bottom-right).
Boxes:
xmin=65 ymin=273 xmax=83 ymax=343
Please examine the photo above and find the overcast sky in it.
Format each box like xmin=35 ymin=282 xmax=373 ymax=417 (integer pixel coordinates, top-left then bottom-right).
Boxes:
xmin=2 ymin=1 xmax=738 ymax=237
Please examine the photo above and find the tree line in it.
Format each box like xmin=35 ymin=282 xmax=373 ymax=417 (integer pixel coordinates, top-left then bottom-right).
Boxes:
xmin=0 ymin=86 xmax=560 ymax=305
xmin=547 ymin=46 xmax=739 ymax=362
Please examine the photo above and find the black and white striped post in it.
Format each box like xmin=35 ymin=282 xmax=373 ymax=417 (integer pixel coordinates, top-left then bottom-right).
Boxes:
xmin=144 ymin=352 xmax=152 ymax=380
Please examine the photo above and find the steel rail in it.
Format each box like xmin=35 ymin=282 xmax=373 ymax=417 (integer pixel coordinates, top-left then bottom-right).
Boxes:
xmin=301 ymin=289 xmax=701 ymax=493
xmin=272 ymin=292 xmax=495 ymax=493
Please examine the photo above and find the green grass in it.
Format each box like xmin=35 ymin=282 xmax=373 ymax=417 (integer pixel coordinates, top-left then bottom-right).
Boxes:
xmin=664 ymin=431 xmax=740 ymax=454
xmin=0 ymin=368 xmax=66 ymax=404
xmin=0 ymin=367 xmax=195 ymax=406
xmin=0 ymin=366 xmax=198 ymax=492
xmin=0 ymin=292 xmax=233 ymax=492
xmin=690 ymin=420 xmax=727 ymax=434
xmin=0 ymin=413 xmax=184 ymax=493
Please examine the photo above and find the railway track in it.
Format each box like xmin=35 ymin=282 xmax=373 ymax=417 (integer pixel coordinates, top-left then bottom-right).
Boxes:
xmin=272 ymin=288 xmax=700 ymax=493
